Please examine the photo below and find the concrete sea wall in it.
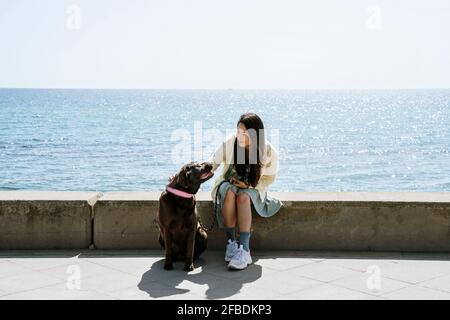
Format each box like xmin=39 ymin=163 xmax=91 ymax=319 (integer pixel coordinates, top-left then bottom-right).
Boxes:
xmin=1 ymin=191 xmax=449 ymax=252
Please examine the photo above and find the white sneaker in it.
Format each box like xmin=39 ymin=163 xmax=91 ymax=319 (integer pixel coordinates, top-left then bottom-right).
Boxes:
xmin=225 ymin=239 xmax=239 ymax=262
xmin=228 ymin=245 xmax=252 ymax=270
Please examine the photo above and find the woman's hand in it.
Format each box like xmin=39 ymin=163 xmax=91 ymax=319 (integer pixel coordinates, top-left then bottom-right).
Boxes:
xmin=231 ymin=177 xmax=249 ymax=189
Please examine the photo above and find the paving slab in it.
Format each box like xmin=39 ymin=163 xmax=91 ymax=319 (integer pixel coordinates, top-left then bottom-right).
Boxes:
xmin=1 ymin=250 xmax=449 ymax=300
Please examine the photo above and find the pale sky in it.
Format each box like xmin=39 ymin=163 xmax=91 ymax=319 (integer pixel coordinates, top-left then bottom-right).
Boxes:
xmin=0 ymin=0 xmax=449 ymax=89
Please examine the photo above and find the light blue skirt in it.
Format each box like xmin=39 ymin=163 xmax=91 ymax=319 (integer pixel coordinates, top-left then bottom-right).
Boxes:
xmin=214 ymin=180 xmax=283 ymax=229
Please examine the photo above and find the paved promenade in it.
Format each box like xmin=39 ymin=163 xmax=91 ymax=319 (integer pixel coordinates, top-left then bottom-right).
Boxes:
xmin=1 ymin=250 xmax=450 ymax=300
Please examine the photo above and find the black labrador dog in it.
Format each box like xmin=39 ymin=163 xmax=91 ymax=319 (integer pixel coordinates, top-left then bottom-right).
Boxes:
xmin=156 ymin=161 xmax=214 ymax=271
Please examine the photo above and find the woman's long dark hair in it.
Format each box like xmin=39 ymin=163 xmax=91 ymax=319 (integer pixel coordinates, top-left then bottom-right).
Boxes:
xmin=233 ymin=113 xmax=265 ymax=187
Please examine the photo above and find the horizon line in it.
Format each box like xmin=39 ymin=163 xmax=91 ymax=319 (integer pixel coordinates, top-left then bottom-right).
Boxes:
xmin=1 ymin=86 xmax=449 ymax=91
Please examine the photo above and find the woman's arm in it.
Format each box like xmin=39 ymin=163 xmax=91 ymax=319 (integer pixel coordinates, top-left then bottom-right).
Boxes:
xmin=253 ymin=144 xmax=279 ymax=192
xmin=208 ymin=133 xmax=235 ymax=173
xmin=209 ymin=140 xmax=225 ymax=173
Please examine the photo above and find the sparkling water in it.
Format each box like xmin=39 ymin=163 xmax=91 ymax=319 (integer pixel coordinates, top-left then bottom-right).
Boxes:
xmin=1 ymin=88 xmax=449 ymax=192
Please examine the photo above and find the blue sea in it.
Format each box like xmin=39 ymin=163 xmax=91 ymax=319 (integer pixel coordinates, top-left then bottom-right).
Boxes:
xmin=0 ymin=88 xmax=449 ymax=192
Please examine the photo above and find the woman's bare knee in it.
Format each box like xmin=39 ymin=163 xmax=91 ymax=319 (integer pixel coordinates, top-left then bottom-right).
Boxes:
xmin=224 ymin=189 xmax=236 ymax=203
xmin=236 ymin=193 xmax=250 ymax=205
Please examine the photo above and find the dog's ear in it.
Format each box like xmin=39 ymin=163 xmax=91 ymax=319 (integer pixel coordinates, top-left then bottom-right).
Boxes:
xmin=174 ymin=166 xmax=190 ymax=188
xmin=185 ymin=168 xmax=192 ymax=180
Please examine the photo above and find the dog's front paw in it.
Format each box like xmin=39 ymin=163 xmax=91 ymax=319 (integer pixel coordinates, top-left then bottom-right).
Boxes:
xmin=184 ymin=263 xmax=194 ymax=272
xmin=164 ymin=262 xmax=174 ymax=270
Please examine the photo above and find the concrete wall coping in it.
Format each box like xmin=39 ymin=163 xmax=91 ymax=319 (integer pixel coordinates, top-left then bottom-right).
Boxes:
xmin=0 ymin=191 xmax=101 ymax=206
xmin=94 ymin=191 xmax=450 ymax=204
xmin=1 ymin=191 xmax=449 ymax=206
xmin=97 ymin=191 xmax=161 ymax=201
xmin=269 ymin=192 xmax=450 ymax=203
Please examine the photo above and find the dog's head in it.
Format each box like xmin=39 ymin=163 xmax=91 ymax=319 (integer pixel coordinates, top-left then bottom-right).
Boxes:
xmin=170 ymin=161 xmax=214 ymax=194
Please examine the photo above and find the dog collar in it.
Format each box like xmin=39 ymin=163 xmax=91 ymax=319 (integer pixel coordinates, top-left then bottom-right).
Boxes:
xmin=166 ymin=186 xmax=194 ymax=198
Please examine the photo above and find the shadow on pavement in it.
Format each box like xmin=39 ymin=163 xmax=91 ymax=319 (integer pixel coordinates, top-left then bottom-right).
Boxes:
xmin=138 ymin=255 xmax=262 ymax=299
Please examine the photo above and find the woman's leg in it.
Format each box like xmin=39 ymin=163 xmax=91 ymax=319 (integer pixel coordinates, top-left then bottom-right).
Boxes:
xmin=236 ymin=193 xmax=252 ymax=252
xmin=236 ymin=193 xmax=252 ymax=232
xmin=222 ymin=188 xmax=238 ymax=242
xmin=222 ymin=188 xmax=237 ymax=227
